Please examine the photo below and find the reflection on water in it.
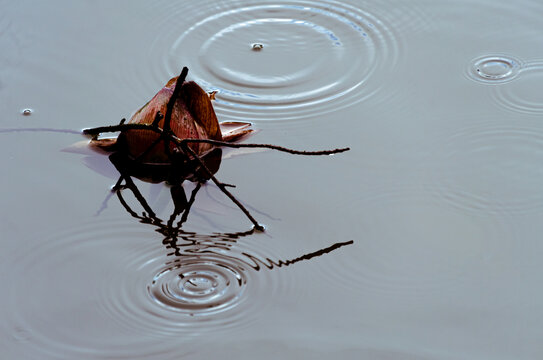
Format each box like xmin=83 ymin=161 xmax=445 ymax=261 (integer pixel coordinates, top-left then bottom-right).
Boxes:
xmin=3 ymin=147 xmax=352 ymax=358
xmin=111 ymin=149 xmax=352 ymax=316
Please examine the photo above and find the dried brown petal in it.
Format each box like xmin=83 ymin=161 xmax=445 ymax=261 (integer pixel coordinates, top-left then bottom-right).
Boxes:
xmin=121 ymin=77 xmax=223 ymax=163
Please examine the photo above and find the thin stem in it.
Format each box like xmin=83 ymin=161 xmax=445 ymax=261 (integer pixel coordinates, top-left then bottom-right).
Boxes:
xmin=163 ymin=67 xmax=188 ymax=134
xmin=152 ymin=111 xmax=163 ymax=127
xmin=179 ymin=138 xmax=350 ymax=156
xmin=162 ymin=67 xmax=188 ymax=158
xmin=122 ymin=175 xmax=157 ymax=219
xmin=178 ymin=183 xmax=201 ymax=227
xmin=83 ymin=123 xmax=349 ymax=155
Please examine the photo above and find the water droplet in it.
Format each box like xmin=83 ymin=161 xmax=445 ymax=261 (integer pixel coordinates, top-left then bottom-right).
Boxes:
xmin=251 ymin=43 xmax=263 ymax=51
xmin=468 ymin=55 xmax=521 ymax=83
xmin=21 ymin=108 xmax=32 ymax=116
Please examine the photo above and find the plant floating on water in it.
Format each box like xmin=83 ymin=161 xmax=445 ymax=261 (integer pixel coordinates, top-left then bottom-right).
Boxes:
xmin=83 ymin=66 xmax=349 ymax=230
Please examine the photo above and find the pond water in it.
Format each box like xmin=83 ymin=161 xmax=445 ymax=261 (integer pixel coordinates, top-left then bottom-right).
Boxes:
xmin=2 ymin=0 xmax=543 ymax=359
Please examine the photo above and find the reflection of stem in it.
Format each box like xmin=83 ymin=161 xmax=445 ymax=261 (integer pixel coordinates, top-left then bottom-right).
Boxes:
xmin=181 ymin=142 xmax=264 ymax=231
xmin=241 ymin=240 xmax=354 ymax=270
xmin=171 ymin=240 xmax=354 ymax=272
xmin=114 ymin=174 xmax=354 ymax=270
xmin=114 ymin=175 xmax=256 ymax=255
xmin=178 ymin=183 xmax=201 ymax=227
xmin=110 ymin=155 xmax=157 ymax=220
xmin=116 ymin=178 xmax=157 ymax=222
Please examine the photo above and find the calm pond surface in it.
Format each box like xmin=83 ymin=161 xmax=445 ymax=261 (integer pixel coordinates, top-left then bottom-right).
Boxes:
xmin=2 ymin=0 xmax=543 ymax=359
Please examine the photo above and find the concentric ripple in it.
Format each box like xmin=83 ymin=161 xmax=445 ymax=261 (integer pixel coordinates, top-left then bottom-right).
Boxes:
xmin=467 ymin=55 xmax=543 ymax=115
xmin=96 ymin=224 xmax=286 ymax=336
xmin=149 ymin=257 xmax=246 ymax=314
xmin=166 ymin=0 xmax=401 ymax=121
xmin=2 ymin=219 xmax=283 ymax=358
xmin=101 ymin=246 xmax=260 ymax=334
xmin=491 ymin=62 xmax=543 ymax=115
xmin=468 ymin=55 xmax=522 ymax=83
xmin=429 ymin=121 xmax=543 ymax=216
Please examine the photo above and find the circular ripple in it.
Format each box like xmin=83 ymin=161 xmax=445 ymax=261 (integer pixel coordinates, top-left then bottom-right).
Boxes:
xmin=149 ymin=257 xmax=247 ymax=314
xmin=104 ymin=250 xmax=254 ymax=331
xmin=150 ymin=259 xmax=244 ymax=312
xmin=491 ymin=62 xmax=543 ymax=115
xmin=320 ymin=185 xmax=514 ymax=298
xmin=166 ymin=0 xmax=400 ymax=121
xmin=2 ymin=219 xmax=282 ymax=358
xmin=97 ymin=226 xmax=283 ymax=335
xmin=429 ymin=121 xmax=543 ymax=216
xmin=467 ymin=55 xmax=522 ymax=83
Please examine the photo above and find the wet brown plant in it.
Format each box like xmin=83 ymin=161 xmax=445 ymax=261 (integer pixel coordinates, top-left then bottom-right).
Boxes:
xmin=83 ymin=66 xmax=350 ymax=230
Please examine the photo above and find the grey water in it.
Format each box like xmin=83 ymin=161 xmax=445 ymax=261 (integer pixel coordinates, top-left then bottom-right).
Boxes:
xmin=2 ymin=0 xmax=543 ymax=359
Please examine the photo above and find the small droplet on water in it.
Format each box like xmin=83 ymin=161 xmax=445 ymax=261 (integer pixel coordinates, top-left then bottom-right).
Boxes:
xmin=251 ymin=43 xmax=263 ymax=51
xmin=468 ymin=55 xmax=521 ymax=83
xmin=477 ymin=60 xmax=513 ymax=78
xmin=21 ymin=108 xmax=33 ymax=116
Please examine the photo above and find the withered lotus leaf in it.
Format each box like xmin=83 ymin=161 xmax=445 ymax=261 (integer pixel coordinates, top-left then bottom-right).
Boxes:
xmin=119 ymin=77 xmax=223 ymax=163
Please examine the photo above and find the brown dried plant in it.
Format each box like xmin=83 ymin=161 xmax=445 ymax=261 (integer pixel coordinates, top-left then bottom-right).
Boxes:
xmin=83 ymin=67 xmax=349 ymax=230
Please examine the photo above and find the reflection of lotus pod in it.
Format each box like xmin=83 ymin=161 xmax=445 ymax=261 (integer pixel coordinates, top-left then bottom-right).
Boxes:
xmin=120 ymin=77 xmax=223 ymax=163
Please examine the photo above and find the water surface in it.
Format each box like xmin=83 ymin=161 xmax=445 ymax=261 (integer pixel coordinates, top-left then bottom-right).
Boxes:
xmin=2 ymin=0 xmax=543 ymax=359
